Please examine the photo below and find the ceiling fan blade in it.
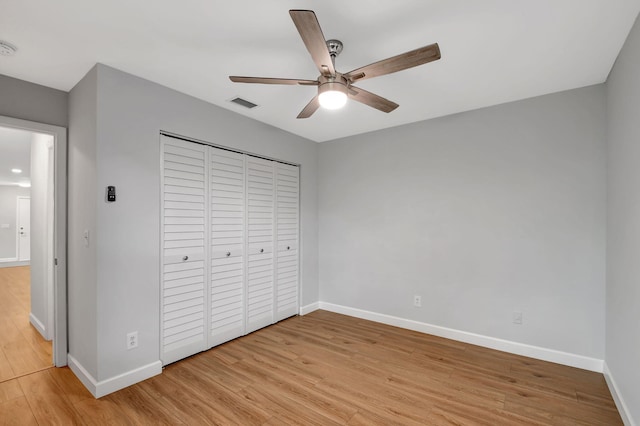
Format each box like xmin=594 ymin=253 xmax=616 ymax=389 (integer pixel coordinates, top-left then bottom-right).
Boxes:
xmin=345 ymin=43 xmax=441 ymax=83
xmin=289 ymin=10 xmax=335 ymax=77
xmin=348 ymin=86 xmax=399 ymax=113
xmin=229 ymin=76 xmax=318 ymax=86
xmin=297 ymin=95 xmax=320 ymax=119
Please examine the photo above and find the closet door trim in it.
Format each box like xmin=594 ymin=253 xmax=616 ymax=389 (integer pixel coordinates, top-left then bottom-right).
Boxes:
xmin=160 ymin=132 xmax=299 ymax=167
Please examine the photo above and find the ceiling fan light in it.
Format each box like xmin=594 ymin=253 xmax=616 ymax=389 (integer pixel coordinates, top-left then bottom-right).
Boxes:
xmin=318 ymin=81 xmax=348 ymax=110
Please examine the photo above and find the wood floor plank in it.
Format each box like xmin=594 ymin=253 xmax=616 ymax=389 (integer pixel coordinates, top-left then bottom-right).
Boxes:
xmin=2 ymin=338 xmax=51 ymax=376
xmin=0 ymin=395 xmax=38 ymax=426
xmin=163 ymin=361 xmax=274 ymax=424
xmin=73 ymin=396 xmax=135 ymax=425
xmin=47 ymin=367 xmax=94 ymax=405
xmin=0 ymin=379 xmax=23 ymax=404
xmin=0 ymin=349 xmax=16 ymax=382
xmin=3 ymin=310 xmax=623 ymax=425
xmin=17 ymin=370 xmax=83 ymax=425
xmin=0 ymin=318 xmax=23 ymax=346
xmin=103 ymin=386 xmax=188 ymax=425
xmin=0 ymin=266 xmax=52 ymax=383
xmin=135 ymin=373 xmax=231 ymax=425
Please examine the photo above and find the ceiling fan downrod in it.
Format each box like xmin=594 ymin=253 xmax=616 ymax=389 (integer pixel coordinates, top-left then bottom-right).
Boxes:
xmin=326 ymin=39 xmax=343 ymax=69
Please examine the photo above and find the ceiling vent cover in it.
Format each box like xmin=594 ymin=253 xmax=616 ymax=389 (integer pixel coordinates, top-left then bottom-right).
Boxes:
xmin=230 ymin=97 xmax=258 ymax=109
xmin=0 ymin=41 xmax=17 ymax=56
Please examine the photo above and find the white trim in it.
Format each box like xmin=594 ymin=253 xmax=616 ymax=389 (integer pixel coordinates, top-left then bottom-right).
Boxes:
xmin=319 ymin=302 xmax=604 ymax=372
xmin=604 ymin=362 xmax=636 ymax=426
xmin=29 ymin=313 xmax=47 ymax=339
xmin=68 ymin=354 xmax=162 ymax=398
xmin=0 ymin=260 xmax=29 ymax=268
xmin=299 ymin=302 xmax=320 ymax=316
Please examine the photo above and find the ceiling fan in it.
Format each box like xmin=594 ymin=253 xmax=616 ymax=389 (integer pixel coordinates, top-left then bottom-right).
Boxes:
xmin=229 ymin=9 xmax=441 ymax=119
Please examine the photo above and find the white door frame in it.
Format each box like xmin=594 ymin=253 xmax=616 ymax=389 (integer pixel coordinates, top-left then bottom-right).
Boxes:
xmin=0 ymin=115 xmax=67 ymax=367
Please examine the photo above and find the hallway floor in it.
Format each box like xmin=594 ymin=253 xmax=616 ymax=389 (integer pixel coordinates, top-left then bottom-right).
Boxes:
xmin=0 ymin=266 xmax=52 ymax=382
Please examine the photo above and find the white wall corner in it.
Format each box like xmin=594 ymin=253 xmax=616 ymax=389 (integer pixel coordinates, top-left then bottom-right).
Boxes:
xmin=318 ymin=302 xmax=604 ymax=373
xmin=29 ymin=313 xmax=49 ymax=341
xmin=299 ymin=302 xmax=320 ymax=316
xmin=604 ymin=362 xmax=636 ymax=426
xmin=68 ymin=354 xmax=162 ymax=398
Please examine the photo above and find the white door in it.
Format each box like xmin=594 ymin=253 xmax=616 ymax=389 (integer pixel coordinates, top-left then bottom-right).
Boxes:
xmin=17 ymin=197 xmax=31 ymax=261
xmin=209 ymin=147 xmax=246 ymax=347
xmin=160 ymin=137 xmax=208 ymax=365
xmin=275 ymin=163 xmax=299 ymax=321
xmin=245 ymin=156 xmax=275 ymax=334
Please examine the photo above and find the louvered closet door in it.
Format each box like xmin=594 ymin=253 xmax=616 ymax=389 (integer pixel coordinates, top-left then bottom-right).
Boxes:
xmin=275 ymin=163 xmax=299 ymax=321
xmin=209 ymin=147 xmax=245 ymax=347
xmin=161 ymin=136 xmax=208 ymax=365
xmin=245 ymin=156 xmax=275 ymax=333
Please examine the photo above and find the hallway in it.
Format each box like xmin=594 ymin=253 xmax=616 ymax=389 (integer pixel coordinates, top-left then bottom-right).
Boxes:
xmin=0 ymin=266 xmax=52 ymax=382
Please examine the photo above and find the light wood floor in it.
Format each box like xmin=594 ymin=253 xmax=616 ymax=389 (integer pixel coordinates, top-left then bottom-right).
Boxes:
xmin=1 ymin=309 xmax=622 ymax=425
xmin=0 ymin=266 xmax=52 ymax=383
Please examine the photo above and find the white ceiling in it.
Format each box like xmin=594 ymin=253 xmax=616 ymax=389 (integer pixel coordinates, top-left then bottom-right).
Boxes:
xmin=0 ymin=127 xmax=32 ymax=186
xmin=1 ymin=1 xmax=639 ymax=142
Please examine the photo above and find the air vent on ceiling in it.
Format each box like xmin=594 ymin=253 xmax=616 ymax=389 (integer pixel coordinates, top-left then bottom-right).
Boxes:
xmin=0 ymin=41 xmax=17 ymax=56
xmin=229 ymin=97 xmax=258 ymax=109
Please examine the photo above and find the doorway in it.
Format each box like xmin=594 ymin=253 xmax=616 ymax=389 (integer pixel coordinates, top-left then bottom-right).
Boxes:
xmin=0 ymin=116 xmax=67 ymax=370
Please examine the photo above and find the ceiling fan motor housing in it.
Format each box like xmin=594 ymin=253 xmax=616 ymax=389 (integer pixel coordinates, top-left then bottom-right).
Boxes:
xmin=318 ymin=73 xmax=348 ymax=95
xmin=318 ymin=73 xmax=349 ymax=109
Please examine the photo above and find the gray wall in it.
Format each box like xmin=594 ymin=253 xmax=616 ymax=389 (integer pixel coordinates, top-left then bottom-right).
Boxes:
xmin=606 ymin=12 xmax=640 ymax=424
xmin=0 ymin=74 xmax=68 ymax=127
xmin=0 ymin=185 xmax=30 ymax=259
xmin=319 ymin=85 xmax=607 ymax=359
xmin=68 ymin=64 xmax=318 ymax=382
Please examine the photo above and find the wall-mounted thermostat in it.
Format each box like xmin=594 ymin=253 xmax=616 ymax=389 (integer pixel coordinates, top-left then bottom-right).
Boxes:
xmin=107 ymin=186 xmax=116 ymax=202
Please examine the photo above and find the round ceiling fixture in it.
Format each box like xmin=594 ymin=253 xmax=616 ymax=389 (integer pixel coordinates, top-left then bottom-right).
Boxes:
xmin=0 ymin=41 xmax=18 ymax=56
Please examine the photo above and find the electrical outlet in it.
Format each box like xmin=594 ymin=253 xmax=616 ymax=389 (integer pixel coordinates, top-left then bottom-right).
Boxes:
xmin=414 ymin=295 xmax=422 ymax=307
xmin=127 ymin=331 xmax=138 ymax=350
xmin=513 ymin=311 xmax=523 ymax=325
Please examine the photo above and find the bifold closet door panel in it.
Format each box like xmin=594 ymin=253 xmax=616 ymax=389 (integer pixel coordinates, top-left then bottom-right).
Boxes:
xmin=275 ymin=163 xmax=299 ymax=321
xmin=246 ymin=156 xmax=275 ymax=333
xmin=160 ymin=137 xmax=208 ymax=365
xmin=209 ymin=147 xmax=245 ymax=347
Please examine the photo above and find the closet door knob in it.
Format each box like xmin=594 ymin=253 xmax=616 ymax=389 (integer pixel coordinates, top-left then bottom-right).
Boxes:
xmin=182 ymin=256 xmax=189 ymax=261
xmin=260 ymin=248 xmax=264 ymax=253
xmin=287 ymin=246 xmax=290 ymax=250
xmin=226 ymin=252 xmax=231 ymax=257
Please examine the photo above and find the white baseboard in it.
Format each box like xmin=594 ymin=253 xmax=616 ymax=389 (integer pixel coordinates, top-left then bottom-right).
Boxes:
xmin=319 ymin=302 xmax=604 ymax=373
xmin=29 ymin=313 xmax=50 ymax=341
xmin=604 ymin=362 xmax=635 ymax=426
xmin=299 ymin=302 xmax=320 ymax=315
xmin=0 ymin=260 xmax=29 ymax=268
xmin=68 ymin=354 xmax=162 ymax=398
